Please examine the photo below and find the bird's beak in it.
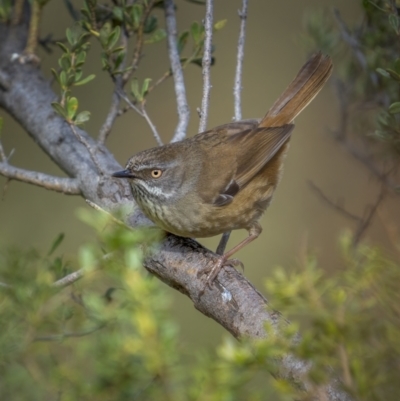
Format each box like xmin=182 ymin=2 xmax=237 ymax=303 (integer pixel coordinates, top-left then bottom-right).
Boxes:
xmin=112 ymin=169 xmax=135 ymax=179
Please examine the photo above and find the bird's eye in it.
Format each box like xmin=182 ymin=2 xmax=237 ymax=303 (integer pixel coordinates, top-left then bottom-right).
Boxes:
xmin=151 ymin=169 xmax=162 ymax=178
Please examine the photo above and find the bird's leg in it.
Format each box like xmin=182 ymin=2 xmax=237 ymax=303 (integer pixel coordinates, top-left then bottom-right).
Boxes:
xmin=216 ymin=231 xmax=231 ymax=255
xmin=199 ymin=223 xmax=262 ymax=294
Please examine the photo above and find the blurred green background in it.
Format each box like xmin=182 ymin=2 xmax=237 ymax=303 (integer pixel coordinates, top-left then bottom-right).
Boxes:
xmin=1 ymin=0 xmax=388 ymax=346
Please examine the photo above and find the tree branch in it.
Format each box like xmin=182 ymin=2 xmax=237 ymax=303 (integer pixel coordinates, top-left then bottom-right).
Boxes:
xmin=233 ymin=0 xmax=248 ymax=121
xmin=198 ymin=0 xmax=214 ymax=133
xmin=164 ymin=0 xmax=190 ymax=143
xmin=0 ymin=162 xmax=81 ymax=195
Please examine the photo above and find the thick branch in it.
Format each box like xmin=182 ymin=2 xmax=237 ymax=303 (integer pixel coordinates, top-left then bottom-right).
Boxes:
xmin=0 ymin=162 xmax=81 ymax=194
xmin=164 ymin=0 xmax=190 ymax=142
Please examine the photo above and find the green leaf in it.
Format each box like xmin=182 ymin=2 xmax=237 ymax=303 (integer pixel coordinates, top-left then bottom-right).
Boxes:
xmin=66 ymin=96 xmax=78 ymax=120
xmin=144 ymin=15 xmax=158 ymax=34
xmin=51 ymin=102 xmax=68 ymax=119
xmin=389 ymin=13 xmax=399 ymax=34
xmin=145 ymin=28 xmax=166 ymax=44
xmin=75 ymin=51 xmax=87 ymax=67
xmin=131 ymin=78 xmax=142 ymax=102
xmin=66 ymin=27 xmax=74 ymax=45
xmin=141 ymin=78 xmax=152 ymax=97
xmin=388 ymin=102 xmax=400 ymax=114
xmin=59 ymin=70 xmax=67 ymax=87
xmin=376 ymin=68 xmax=390 ymax=78
xmin=74 ymin=74 xmax=96 ymax=86
xmin=190 ymin=21 xmax=201 ymax=44
xmin=131 ymin=4 xmax=143 ymax=29
xmin=113 ymin=6 xmax=124 ymax=22
xmin=177 ymin=31 xmax=189 ymax=54
xmin=394 ymin=59 xmax=400 ymax=74
xmin=107 ymin=26 xmax=121 ymax=50
xmin=214 ymin=19 xmax=227 ymax=30
xmin=74 ymin=111 xmax=91 ymax=125
xmin=59 ymin=55 xmax=71 ymax=71
xmin=47 ymin=233 xmax=65 ymax=256
xmin=51 ymin=68 xmax=60 ymax=84
xmin=56 ymin=41 xmax=69 ymax=54
xmin=386 ymin=68 xmax=400 ymax=82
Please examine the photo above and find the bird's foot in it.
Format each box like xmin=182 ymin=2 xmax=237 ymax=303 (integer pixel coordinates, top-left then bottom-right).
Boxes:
xmin=197 ymin=256 xmax=244 ymax=297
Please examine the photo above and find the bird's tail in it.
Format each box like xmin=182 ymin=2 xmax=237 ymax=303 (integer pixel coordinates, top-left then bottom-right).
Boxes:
xmin=259 ymin=52 xmax=333 ymax=128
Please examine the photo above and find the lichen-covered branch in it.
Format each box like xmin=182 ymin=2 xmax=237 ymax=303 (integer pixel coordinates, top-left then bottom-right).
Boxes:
xmin=164 ymin=0 xmax=190 ymax=142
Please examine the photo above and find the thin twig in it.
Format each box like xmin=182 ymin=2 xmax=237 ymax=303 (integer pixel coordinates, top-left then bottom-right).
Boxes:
xmin=52 ymin=269 xmax=84 ymax=288
xmin=233 ymin=0 xmax=248 ymax=121
xmin=309 ymin=181 xmax=361 ymax=222
xmin=218 ymin=0 xmax=249 ymax=255
xmin=353 ymin=186 xmax=386 ymax=246
xmin=164 ymin=0 xmax=190 ymax=142
xmin=98 ymin=30 xmax=129 ymax=144
xmin=122 ymin=0 xmax=155 ymax=84
xmin=198 ymin=0 xmax=214 ymax=133
xmin=0 ymin=162 xmax=81 ymax=194
xmin=117 ymin=90 xmax=163 ymax=145
xmin=69 ymin=124 xmax=104 ymax=175
xmin=34 ymin=323 xmax=107 ymax=342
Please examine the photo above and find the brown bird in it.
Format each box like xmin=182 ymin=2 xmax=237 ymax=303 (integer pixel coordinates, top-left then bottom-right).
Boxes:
xmin=113 ymin=52 xmax=333 ymax=286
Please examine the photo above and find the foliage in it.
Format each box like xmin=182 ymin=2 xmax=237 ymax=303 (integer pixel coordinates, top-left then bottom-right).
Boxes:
xmin=0 ymin=211 xmax=281 ymax=400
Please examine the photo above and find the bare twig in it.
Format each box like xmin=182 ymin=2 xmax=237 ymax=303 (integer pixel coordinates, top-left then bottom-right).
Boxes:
xmin=309 ymin=181 xmax=361 ymax=222
xmin=122 ymin=0 xmax=155 ymax=84
xmin=233 ymin=0 xmax=248 ymax=121
xmin=164 ymin=0 xmax=190 ymax=143
xmin=217 ymin=0 xmax=249 ymax=254
xmin=52 ymin=269 xmax=84 ymax=288
xmin=98 ymin=31 xmax=129 ymax=144
xmin=69 ymin=124 xmax=104 ymax=175
xmin=0 ymin=162 xmax=81 ymax=194
xmin=117 ymin=90 xmax=163 ymax=145
xmin=34 ymin=323 xmax=107 ymax=342
xmin=353 ymin=186 xmax=386 ymax=246
xmin=198 ymin=0 xmax=214 ymax=133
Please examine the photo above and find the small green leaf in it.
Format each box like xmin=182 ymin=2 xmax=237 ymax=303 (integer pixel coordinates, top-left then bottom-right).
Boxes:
xmin=56 ymin=41 xmax=69 ymax=53
xmin=51 ymin=102 xmax=68 ymax=118
xmin=66 ymin=27 xmax=74 ymax=45
xmin=177 ymin=31 xmax=189 ymax=54
xmin=107 ymin=26 xmax=121 ymax=50
xmin=48 ymin=233 xmax=65 ymax=256
xmin=76 ymin=51 xmax=87 ymax=66
xmin=190 ymin=21 xmax=201 ymax=44
xmin=131 ymin=78 xmax=142 ymax=102
xmin=74 ymin=111 xmax=91 ymax=125
xmin=389 ymin=102 xmax=400 ymax=114
xmin=386 ymin=68 xmax=400 ymax=82
xmin=59 ymin=70 xmax=67 ymax=87
xmin=131 ymin=4 xmax=143 ymax=29
xmin=141 ymin=78 xmax=152 ymax=97
xmin=113 ymin=6 xmax=124 ymax=22
xmin=51 ymin=68 xmax=60 ymax=84
xmin=394 ymin=59 xmax=400 ymax=74
xmin=145 ymin=28 xmax=166 ymax=44
xmin=74 ymin=74 xmax=96 ymax=86
xmin=59 ymin=55 xmax=71 ymax=71
xmin=144 ymin=15 xmax=158 ymax=34
xmin=376 ymin=68 xmax=390 ymax=78
xmin=67 ymin=96 xmax=78 ymax=119
xmin=214 ymin=19 xmax=227 ymax=30
xmin=389 ymin=13 xmax=399 ymax=34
